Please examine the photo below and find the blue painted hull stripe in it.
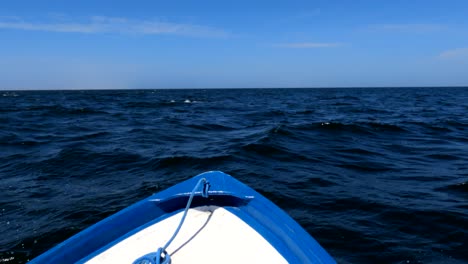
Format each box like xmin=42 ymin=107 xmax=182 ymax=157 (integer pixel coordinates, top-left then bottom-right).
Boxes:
xmin=29 ymin=171 xmax=336 ymax=264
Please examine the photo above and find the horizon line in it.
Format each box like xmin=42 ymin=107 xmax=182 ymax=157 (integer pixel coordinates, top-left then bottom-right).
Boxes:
xmin=2 ymin=85 xmax=468 ymax=92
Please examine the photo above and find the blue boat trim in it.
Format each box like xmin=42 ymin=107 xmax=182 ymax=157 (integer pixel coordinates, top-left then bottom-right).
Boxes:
xmin=29 ymin=171 xmax=335 ymax=264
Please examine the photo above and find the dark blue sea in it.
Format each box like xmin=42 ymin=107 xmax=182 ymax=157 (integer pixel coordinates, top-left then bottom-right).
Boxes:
xmin=1 ymin=88 xmax=467 ymax=263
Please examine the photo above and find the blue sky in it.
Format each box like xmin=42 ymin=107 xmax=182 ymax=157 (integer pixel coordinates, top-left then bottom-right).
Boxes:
xmin=1 ymin=0 xmax=468 ymax=89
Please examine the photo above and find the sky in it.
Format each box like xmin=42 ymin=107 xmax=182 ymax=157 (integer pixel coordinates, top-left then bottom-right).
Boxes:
xmin=1 ymin=0 xmax=468 ymax=89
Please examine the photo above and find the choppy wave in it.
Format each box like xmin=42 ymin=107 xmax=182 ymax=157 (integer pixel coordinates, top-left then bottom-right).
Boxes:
xmin=1 ymin=87 xmax=468 ymax=263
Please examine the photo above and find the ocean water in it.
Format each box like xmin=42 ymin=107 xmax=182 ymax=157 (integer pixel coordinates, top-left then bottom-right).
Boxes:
xmin=1 ymin=88 xmax=467 ymax=263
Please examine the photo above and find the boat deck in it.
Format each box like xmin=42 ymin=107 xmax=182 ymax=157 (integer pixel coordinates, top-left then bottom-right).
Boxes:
xmin=85 ymin=206 xmax=288 ymax=263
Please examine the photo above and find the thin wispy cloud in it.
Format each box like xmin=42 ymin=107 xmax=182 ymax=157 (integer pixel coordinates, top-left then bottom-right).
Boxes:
xmin=438 ymin=47 xmax=468 ymax=59
xmin=274 ymin=42 xmax=342 ymax=48
xmin=369 ymin=23 xmax=446 ymax=33
xmin=0 ymin=16 xmax=229 ymax=37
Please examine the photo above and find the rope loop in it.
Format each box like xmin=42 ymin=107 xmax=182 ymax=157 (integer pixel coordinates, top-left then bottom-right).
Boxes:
xmin=155 ymin=248 xmax=170 ymax=264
